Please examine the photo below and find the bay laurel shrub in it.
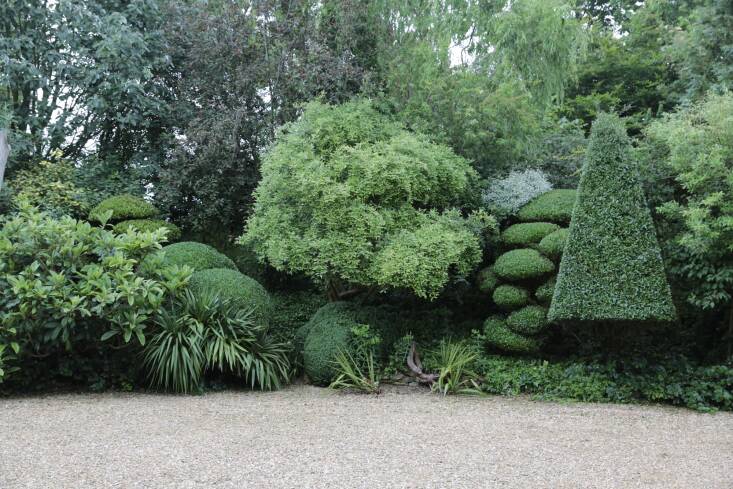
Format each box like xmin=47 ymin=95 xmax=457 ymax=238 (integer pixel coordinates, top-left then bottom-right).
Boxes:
xmin=537 ymin=228 xmax=569 ymax=261
xmin=241 ymin=99 xmax=494 ymax=300
xmin=493 ymin=248 xmax=555 ymax=281
xmin=501 ymin=222 xmax=561 ymax=247
xmin=0 ymin=204 xmax=191 ymax=386
xmin=483 ymin=317 xmax=540 ymax=353
xmin=88 ymin=194 xmax=158 ymax=223
xmin=506 ymin=305 xmax=548 ymax=335
xmin=156 ymin=241 xmax=237 ymax=271
xmin=113 ymin=219 xmax=182 ymax=241
xmin=516 ymin=188 xmax=577 ymax=224
xmin=188 ymin=268 xmax=272 ymax=327
xmin=549 ymin=113 xmax=676 ymax=324
xmin=492 ymin=285 xmax=530 ymax=311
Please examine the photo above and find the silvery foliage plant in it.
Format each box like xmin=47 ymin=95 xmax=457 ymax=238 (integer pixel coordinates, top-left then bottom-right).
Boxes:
xmin=483 ymin=168 xmax=552 ymax=219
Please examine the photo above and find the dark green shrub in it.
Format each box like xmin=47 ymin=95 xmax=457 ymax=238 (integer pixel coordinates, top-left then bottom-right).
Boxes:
xmin=537 ymin=228 xmax=568 ymax=261
xmin=88 ymin=194 xmax=158 ymax=223
xmin=535 ymin=276 xmax=556 ymax=305
xmin=302 ymin=302 xmax=360 ymax=385
xmin=158 ymin=242 xmax=237 ymax=271
xmin=516 ymin=189 xmax=577 ymax=224
xmin=188 ymin=268 xmax=272 ymax=326
xmin=270 ymin=291 xmax=327 ymax=344
xmin=483 ymin=317 xmax=540 ymax=353
xmin=492 ymin=285 xmax=530 ymax=310
xmin=549 ymin=114 xmax=676 ymax=324
xmin=493 ymin=248 xmax=554 ymax=281
xmin=501 ymin=222 xmax=560 ymax=247
xmin=476 ymin=267 xmax=499 ymax=293
xmin=507 ymin=305 xmax=548 ymax=335
xmin=113 ymin=219 xmax=182 ymax=241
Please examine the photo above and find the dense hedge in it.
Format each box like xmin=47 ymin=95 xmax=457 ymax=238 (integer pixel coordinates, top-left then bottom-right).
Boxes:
xmin=158 ymin=242 xmax=237 ymax=271
xmin=189 ymin=268 xmax=272 ymax=326
xmin=501 ymin=222 xmax=560 ymax=247
xmin=506 ymin=305 xmax=548 ymax=335
xmin=493 ymin=248 xmax=554 ymax=281
xmin=492 ymin=285 xmax=530 ymax=310
xmin=483 ymin=317 xmax=540 ymax=353
xmin=537 ymin=228 xmax=568 ymax=261
xmin=113 ymin=219 xmax=182 ymax=241
xmin=516 ymin=189 xmax=576 ymax=224
xmin=88 ymin=194 xmax=158 ymax=223
xmin=549 ymin=113 xmax=676 ymax=324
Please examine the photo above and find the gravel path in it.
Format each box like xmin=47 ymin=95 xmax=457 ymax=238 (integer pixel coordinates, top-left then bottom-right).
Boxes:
xmin=1 ymin=385 xmax=731 ymax=489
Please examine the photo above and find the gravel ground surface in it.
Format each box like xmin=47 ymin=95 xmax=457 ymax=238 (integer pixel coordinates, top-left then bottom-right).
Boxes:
xmin=1 ymin=385 xmax=731 ymax=489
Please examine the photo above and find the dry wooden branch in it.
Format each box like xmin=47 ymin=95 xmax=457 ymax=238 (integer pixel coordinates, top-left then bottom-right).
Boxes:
xmin=406 ymin=341 xmax=438 ymax=384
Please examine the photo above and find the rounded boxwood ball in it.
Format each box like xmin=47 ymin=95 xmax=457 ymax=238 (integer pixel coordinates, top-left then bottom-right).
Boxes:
xmin=506 ymin=305 xmax=548 ymax=335
xmin=159 ymin=242 xmax=237 ymax=271
xmin=492 ymin=285 xmax=530 ymax=311
xmin=89 ymin=194 xmax=158 ymax=223
xmin=501 ymin=222 xmax=560 ymax=247
xmin=493 ymin=249 xmax=554 ymax=281
xmin=483 ymin=317 xmax=540 ymax=353
xmin=189 ymin=268 xmax=272 ymax=326
xmin=302 ymin=302 xmax=360 ymax=386
xmin=476 ymin=267 xmax=499 ymax=293
xmin=537 ymin=228 xmax=568 ymax=261
xmin=517 ymin=189 xmax=576 ymax=224
xmin=535 ymin=276 xmax=556 ymax=305
xmin=113 ymin=219 xmax=182 ymax=241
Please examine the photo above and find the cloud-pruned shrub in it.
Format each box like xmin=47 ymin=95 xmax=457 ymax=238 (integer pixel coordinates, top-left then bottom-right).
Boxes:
xmin=188 ymin=268 xmax=272 ymax=326
xmin=516 ymin=188 xmax=577 ymax=224
xmin=113 ymin=219 xmax=182 ymax=241
xmin=549 ymin=113 xmax=676 ymax=324
xmin=507 ymin=305 xmax=548 ymax=335
xmin=537 ymin=228 xmax=569 ymax=261
xmin=88 ymin=194 xmax=158 ymax=223
xmin=501 ymin=222 xmax=560 ymax=247
xmin=483 ymin=317 xmax=540 ymax=353
xmin=483 ymin=168 xmax=552 ymax=218
xmin=492 ymin=285 xmax=530 ymax=311
xmin=156 ymin=242 xmax=237 ymax=271
xmin=493 ymin=248 xmax=554 ymax=282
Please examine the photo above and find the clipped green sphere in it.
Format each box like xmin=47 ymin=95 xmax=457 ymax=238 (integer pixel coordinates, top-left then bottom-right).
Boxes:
xmin=113 ymin=219 xmax=182 ymax=241
xmin=158 ymin=242 xmax=236 ymax=271
xmin=189 ymin=268 xmax=272 ymax=326
xmin=535 ymin=276 xmax=556 ymax=305
xmin=501 ymin=222 xmax=560 ymax=247
xmin=537 ymin=228 xmax=568 ymax=261
xmin=483 ymin=317 xmax=540 ymax=353
xmin=493 ymin=249 xmax=554 ymax=281
xmin=302 ymin=302 xmax=360 ymax=386
xmin=89 ymin=194 xmax=158 ymax=223
xmin=506 ymin=305 xmax=548 ymax=335
xmin=492 ymin=285 xmax=530 ymax=311
xmin=517 ymin=189 xmax=577 ymax=224
xmin=477 ymin=267 xmax=499 ymax=293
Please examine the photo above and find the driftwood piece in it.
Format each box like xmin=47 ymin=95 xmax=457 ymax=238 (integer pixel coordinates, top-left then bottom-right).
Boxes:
xmin=406 ymin=341 xmax=438 ymax=384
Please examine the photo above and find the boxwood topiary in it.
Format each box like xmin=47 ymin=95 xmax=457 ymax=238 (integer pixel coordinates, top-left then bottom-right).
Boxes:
xmin=493 ymin=249 xmax=554 ymax=281
xmin=537 ymin=228 xmax=568 ymax=261
xmin=113 ymin=219 xmax=182 ymax=241
xmin=189 ymin=268 xmax=272 ymax=326
xmin=492 ymin=285 xmax=530 ymax=311
xmin=158 ymin=242 xmax=237 ymax=271
xmin=89 ymin=194 xmax=158 ymax=223
xmin=548 ymin=113 xmax=676 ymax=324
xmin=501 ymin=222 xmax=560 ymax=247
xmin=535 ymin=276 xmax=556 ymax=305
xmin=476 ymin=267 xmax=499 ymax=293
xmin=506 ymin=305 xmax=548 ymax=335
xmin=483 ymin=317 xmax=540 ymax=353
xmin=516 ymin=189 xmax=577 ymax=224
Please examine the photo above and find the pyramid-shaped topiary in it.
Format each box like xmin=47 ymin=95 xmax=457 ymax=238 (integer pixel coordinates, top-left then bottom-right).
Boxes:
xmin=548 ymin=113 xmax=675 ymax=324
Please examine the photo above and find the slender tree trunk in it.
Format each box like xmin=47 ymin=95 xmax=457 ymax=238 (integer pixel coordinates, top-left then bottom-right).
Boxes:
xmin=0 ymin=129 xmax=9 ymax=190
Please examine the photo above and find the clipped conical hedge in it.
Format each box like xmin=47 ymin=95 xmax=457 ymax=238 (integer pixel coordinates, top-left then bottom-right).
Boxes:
xmin=548 ymin=113 xmax=675 ymax=324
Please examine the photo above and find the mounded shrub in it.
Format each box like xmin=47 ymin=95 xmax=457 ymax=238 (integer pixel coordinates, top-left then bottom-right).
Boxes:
xmin=517 ymin=189 xmax=577 ymax=224
xmin=301 ymin=302 xmax=361 ymax=385
xmin=89 ymin=194 xmax=158 ymax=223
xmin=506 ymin=305 xmax=548 ymax=335
xmin=476 ymin=267 xmax=499 ymax=293
xmin=483 ymin=317 xmax=540 ymax=353
xmin=492 ymin=285 xmax=530 ymax=311
xmin=548 ymin=113 xmax=676 ymax=324
xmin=189 ymin=268 xmax=272 ymax=326
xmin=535 ymin=276 xmax=556 ymax=305
xmin=158 ymin=242 xmax=237 ymax=271
xmin=113 ymin=219 xmax=182 ymax=241
xmin=501 ymin=222 xmax=561 ymax=247
xmin=537 ymin=228 xmax=568 ymax=261
xmin=493 ymin=248 xmax=554 ymax=281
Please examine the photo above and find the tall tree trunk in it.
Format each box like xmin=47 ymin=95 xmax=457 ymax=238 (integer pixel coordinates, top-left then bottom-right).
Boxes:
xmin=0 ymin=129 xmax=9 ymax=190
